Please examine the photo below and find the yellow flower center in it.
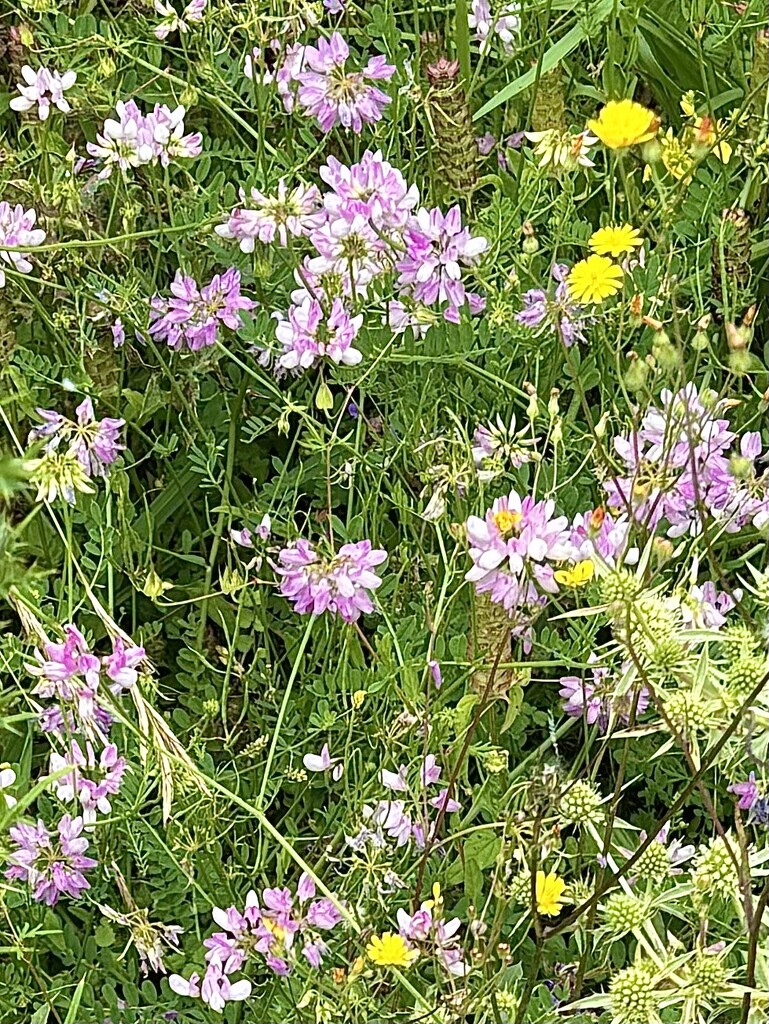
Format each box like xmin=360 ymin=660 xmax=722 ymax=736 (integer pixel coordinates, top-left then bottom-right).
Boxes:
xmin=493 ymin=509 xmax=522 ymax=533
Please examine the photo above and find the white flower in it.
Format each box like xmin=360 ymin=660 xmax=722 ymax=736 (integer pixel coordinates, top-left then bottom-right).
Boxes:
xmin=10 ymin=65 xmax=76 ymax=121
xmin=0 ymin=766 xmax=16 ymax=808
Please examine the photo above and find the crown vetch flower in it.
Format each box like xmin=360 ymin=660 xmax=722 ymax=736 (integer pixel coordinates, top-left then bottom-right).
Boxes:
xmin=277 ymin=539 xmax=386 ymax=622
xmin=29 ymin=398 xmax=125 ymax=480
xmin=396 ymin=206 xmax=487 ymax=318
xmin=567 ymin=255 xmax=624 ymax=304
xmin=275 ymin=297 xmax=363 ymax=371
xmin=150 ymin=268 xmax=255 ymax=351
xmin=516 ymin=263 xmax=589 ymax=346
xmin=728 ymin=772 xmax=759 ymax=811
xmin=0 ymin=201 xmax=46 ymax=288
xmin=86 ymin=100 xmax=202 ymax=178
xmin=10 ymin=65 xmax=76 ymax=120
xmin=465 ymin=490 xmax=573 ymax=613
xmin=50 ymin=740 xmax=128 ymax=824
xmin=468 ymin=0 xmax=520 ymax=54
xmin=153 ymin=0 xmax=206 ymax=39
xmin=296 ymin=32 xmax=395 ymax=133
xmin=587 ymin=99 xmax=659 ymax=149
xmin=6 ymin=814 xmax=97 ymax=905
xmin=319 ymin=150 xmax=419 ymax=233
xmin=216 ymin=180 xmax=322 ymax=250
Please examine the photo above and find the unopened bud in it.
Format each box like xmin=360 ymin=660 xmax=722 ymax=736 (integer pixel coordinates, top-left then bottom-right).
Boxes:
xmin=315 ymin=381 xmax=334 ymax=411
xmin=728 ymin=349 xmax=752 ymax=376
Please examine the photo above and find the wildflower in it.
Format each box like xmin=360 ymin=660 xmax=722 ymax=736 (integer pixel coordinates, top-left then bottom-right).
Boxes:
xmin=396 ymin=885 xmax=468 ymax=976
xmin=103 ymin=636 xmax=145 ymax=694
xmin=428 ymin=659 xmax=442 ymax=689
xmin=465 ymin=490 xmax=573 ymax=614
xmin=0 ymin=766 xmax=16 ymax=808
xmin=276 ymin=539 xmax=386 ymax=623
xmin=230 ymin=527 xmax=253 ymax=547
xmin=624 ymin=824 xmax=695 ymax=880
xmin=386 ymin=299 xmax=440 ymax=338
xmin=303 ymin=744 xmax=344 ymax=781
xmin=150 ymin=269 xmax=255 ymax=351
xmin=0 ymin=201 xmax=46 ymax=288
xmin=568 ymin=507 xmax=638 ymax=568
xmin=49 ymin=741 xmax=128 ymax=824
xmin=535 ymin=871 xmax=567 ymax=916
xmin=111 ymin=318 xmax=125 ymax=348
xmin=587 ymin=99 xmax=659 ymax=149
xmin=308 ymin=213 xmax=385 ymax=295
xmin=10 ymin=65 xmax=76 ymax=120
xmin=524 ymin=128 xmax=599 ymax=170
xmin=468 ymin=0 xmax=520 ymax=54
xmin=609 ymin=960 xmax=659 ymax=1023
xmin=728 ymin=772 xmax=759 ymax=811
xmin=27 ymin=451 xmax=96 ymax=505
xmin=429 ymin=789 xmax=462 ymax=813
xmin=471 ymin=415 xmax=539 ymax=481
xmin=153 ymin=0 xmax=205 ymax=39
xmin=100 ymin=901 xmax=183 ymax=975
xmin=275 ymin=297 xmax=363 ymax=372
xmin=216 ymin=180 xmax=322 ymax=250
xmin=319 ymin=150 xmax=419 ymax=234
xmin=396 ymin=206 xmax=487 ymax=318
xmin=681 ymin=581 xmax=736 ymax=630
xmin=567 ymin=255 xmax=624 ymax=304
xmin=5 ymin=814 xmax=97 ymax=905
xmin=656 ymin=127 xmax=695 ymax=182
xmin=295 ymin=32 xmax=395 ymax=133
xmin=588 ymin=225 xmax=643 ymax=258
xmin=381 ymin=766 xmax=409 ymax=792
xmin=28 ymin=398 xmax=125 ymax=483
xmin=366 ymin=931 xmax=419 ymax=968
xmin=86 ymin=100 xmax=201 ymax=178
xmin=516 ymin=263 xmax=589 ymax=346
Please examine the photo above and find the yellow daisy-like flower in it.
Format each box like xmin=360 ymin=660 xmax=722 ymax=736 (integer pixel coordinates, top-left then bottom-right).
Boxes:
xmin=568 ymin=255 xmax=624 ymax=304
xmin=366 ymin=932 xmax=419 ymax=968
xmin=535 ymin=871 xmax=568 ymax=917
xmin=587 ymin=99 xmax=660 ymax=150
xmin=588 ymin=225 xmax=643 ymax=258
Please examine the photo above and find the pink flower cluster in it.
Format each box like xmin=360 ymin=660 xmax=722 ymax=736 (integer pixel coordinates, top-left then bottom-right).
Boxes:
xmin=293 ymin=32 xmax=395 ymax=133
xmin=30 ymin=397 xmax=125 ymax=482
xmin=347 ymin=755 xmax=461 ymax=851
xmin=605 ymin=384 xmax=769 ymax=536
xmin=169 ymin=874 xmax=343 ymax=1011
xmin=10 ymin=64 xmax=76 ymax=120
xmin=217 ymin=150 xmax=487 ymax=371
xmin=397 ymin=894 xmax=468 ymax=976
xmin=86 ymin=100 xmax=202 ymax=178
xmin=149 ymin=268 xmax=255 ymax=351
xmin=6 ymin=814 xmax=97 ymax=906
xmin=559 ymin=662 xmax=650 ymax=731
xmin=0 ymin=200 xmax=46 ymax=289
xmin=50 ymin=741 xmax=127 ymax=825
xmin=27 ymin=624 xmax=144 ymax=742
xmin=276 ymin=538 xmax=386 ymax=622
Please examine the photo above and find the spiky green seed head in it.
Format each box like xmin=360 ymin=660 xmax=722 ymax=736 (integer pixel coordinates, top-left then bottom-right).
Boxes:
xmin=609 ymin=962 xmax=659 ymax=1024
xmin=559 ymin=781 xmax=604 ymax=827
xmin=601 ymin=893 xmax=650 ymax=935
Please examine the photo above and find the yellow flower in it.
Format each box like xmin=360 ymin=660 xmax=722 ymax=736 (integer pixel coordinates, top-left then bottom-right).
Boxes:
xmin=567 ymin=255 xmax=624 ymax=304
xmin=587 ymin=99 xmax=660 ymax=149
xmin=535 ymin=871 xmax=568 ymax=917
xmin=658 ymin=127 xmax=694 ymax=183
xmin=589 ymin=224 xmax=643 ymax=258
xmin=366 ymin=932 xmax=419 ymax=968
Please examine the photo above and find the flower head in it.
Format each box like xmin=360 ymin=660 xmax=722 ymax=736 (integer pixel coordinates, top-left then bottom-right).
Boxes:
xmin=567 ymin=255 xmax=624 ymax=304
xmin=589 ymin=224 xmax=643 ymax=258
xmin=296 ymin=33 xmax=395 ymax=134
xmin=6 ymin=814 xmax=97 ymax=905
xmin=0 ymin=201 xmax=46 ymax=288
xmin=587 ymin=99 xmax=659 ymax=149
xmin=216 ymin=180 xmax=321 ymax=251
xmin=277 ymin=539 xmax=386 ymax=623
xmin=535 ymin=871 xmax=568 ymax=916
xmin=10 ymin=65 xmax=76 ymax=120
xmin=275 ymin=297 xmax=363 ymax=371
xmin=150 ymin=268 xmax=255 ymax=351
xmin=366 ymin=931 xmax=419 ymax=968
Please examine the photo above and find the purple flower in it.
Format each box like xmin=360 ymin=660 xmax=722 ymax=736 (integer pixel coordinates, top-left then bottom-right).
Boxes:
xmin=559 ymin=674 xmax=602 ymax=724
xmin=29 ymin=399 xmax=125 ymax=480
xmin=103 ymin=636 xmax=145 ymax=694
xmin=150 ymin=268 xmax=255 ymax=351
xmin=559 ymin=661 xmax=650 ymax=731
xmin=682 ymin=581 xmax=737 ymax=630
xmin=380 ymin=765 xmax=409 ymax=791
xmin=6 ymin=814 xmax=97 ymax=905
xmin=49 ymin=740 xmax=127 ymax=824
xmin=86 ymin=100 xmax=201 ymax=178
xmin=275 ymin=297 xmax=363 ymax=371
xmin=216 ymin=180 xmax=322 ymax=250
xmin=429 ymin=789 xmax=462 ymax=813
xmin=319 ymin=150 xmax=419 ymax=234
xmin=111 ymin=318 xmax=126 ymax=348
xmin=464 ymin=490 xmax=573 ymax=614
xmin=0 ymin=201 xmax=46 ymax=288
xmin=468 ymin=0 xmax=520 ymax=54
xmin=568 ymin=507 xmax=639 ymax=568
xmin=729 ymin=772 xmax=759 ymax=811
xmin=296 ymin=33 xmax=395 ymax=133
xmin=308 ymin=212 xmax=385 ymax=295
xmin=396 ymin=206 xmax=487 ymax=315
xmin=276 ymin=538 xmax=386 ymax=623
xmin=516 ymin=263 xmax=588 ymax=347
xmin=10 ymin=64 xmax=76 ymax=120
xmin=396 ymin=894 xmax=468 ymax=976
xmin=428 ymin=659 xmax=442 ymax=689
